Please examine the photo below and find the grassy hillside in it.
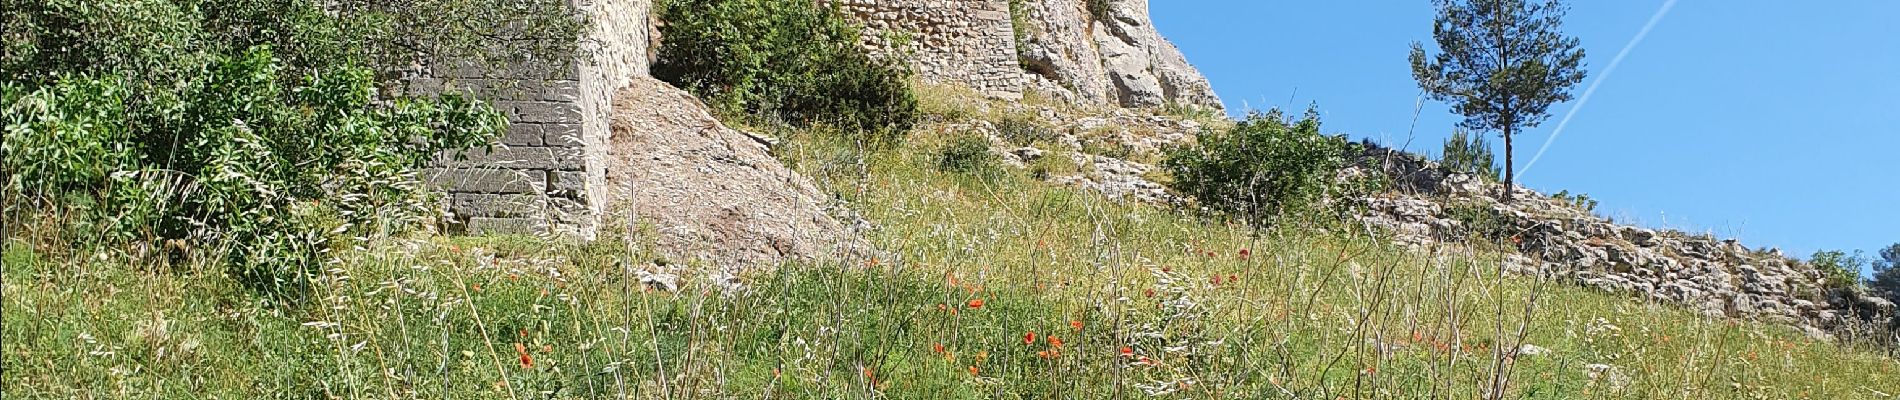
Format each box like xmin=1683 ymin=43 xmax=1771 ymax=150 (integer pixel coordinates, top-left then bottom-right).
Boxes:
xmin=5 ymin=92 xmax=1898 ymax=399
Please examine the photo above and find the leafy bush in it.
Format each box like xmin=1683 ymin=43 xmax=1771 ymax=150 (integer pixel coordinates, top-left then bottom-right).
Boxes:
xmin=1810 ymin=250 xmax=1868 ymax=292
xmin=938 ymin=134 xmax=1000 ymax=175
xmin=654 ymin=0 xmax=919 ymax=140
xmin=1551 ymin=190 xmax=1600 ymax=212
xmin=996 ymin=116 xmax=1058 ymax=147
xmin=1446 ymin=202 xmax=1518 ymax=242
xmin=1161 ymin=109 xmax=1347 ymax=224
xmin=1440 ymin=128 xmax=1499 ymax=181
xmin=1 ymin=0 xmax=571 ymax=297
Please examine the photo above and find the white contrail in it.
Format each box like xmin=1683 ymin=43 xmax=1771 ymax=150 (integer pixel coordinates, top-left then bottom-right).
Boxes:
xmin=1518 ymin=0 xmax=1678 ymax=179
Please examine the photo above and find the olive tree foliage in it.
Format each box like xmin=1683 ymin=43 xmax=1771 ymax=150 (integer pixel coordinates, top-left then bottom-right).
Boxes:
xmin=1161 ymin=109 xmax=1350 ymax=226
xmin=1 ymin=0 xmax=581 ymax=299
xmin=1409 ymin=0 xmax=1586 ymax=202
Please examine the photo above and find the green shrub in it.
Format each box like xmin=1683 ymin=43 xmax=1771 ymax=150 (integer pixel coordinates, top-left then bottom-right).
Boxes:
xmin=1446 ymin=202 xmax=1518 ymax=242
xmin=1086 ymin=0 xmax=1115 ymax=24
xmin=938 ymin=134 xmax=1000 ymax=175
xmin=1 ymin=0 xmax=569 ymax=298
xmin=1810 ymin=250 xmax=1868 ymax=292
xmin=1551 ymin=189 xmax=1600 ymax=212
xmin=1161 ymin=109 xmax=1347 ymax=224
xmin=996 ymin=116 xmax=1058 ymax=147
xmin=1440 ymin=128 xmax=1500 ymax=181
xmin=653 ymin=0 xmax=918 ymax=140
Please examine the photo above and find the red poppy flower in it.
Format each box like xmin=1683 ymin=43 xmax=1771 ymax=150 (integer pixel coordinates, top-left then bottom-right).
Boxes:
xmin=1048 ymin=336 xmax=1064 ymax=348
xmin=1023 ymin=331 xmax=1036 ymax=345
xmin=966 ymin=299 xmax=984 ymax=309
xmin=1070 ymin=320 xmax=1084 ymax=332
xmin=933 ymin=342 xmax=945 ymax=354
xmin=1239 ymin=249 xmax=1251 ymax=260
xmin=1120 ymin=347 xmax=1134 ymax=357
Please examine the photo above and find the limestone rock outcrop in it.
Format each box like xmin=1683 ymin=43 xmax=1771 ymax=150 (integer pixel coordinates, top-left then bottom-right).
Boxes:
xmin=1345 ymin=142 xmax=1893 ymax=337
xmin=603 ymin=77 xmax=868 ymax=271
xmin=827 ymin=0 xmax=1225 ymax=111
xmin=1020 ymin=0 xmax=1223 ymax=110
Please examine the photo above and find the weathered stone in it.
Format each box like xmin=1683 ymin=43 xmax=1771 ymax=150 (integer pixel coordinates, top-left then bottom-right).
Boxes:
xmin=500 ymin=100 xmax=584 ymax=124
xmin=500 ymin=124 xmax=545 ymax=146
xmin=435 ymin=147 xmax=583 ymax=170
xmin=450 ymin=193 xmax=549 ymax=218
xmin=604 ymin=77 xmax=870 ymax=272
xmin=424 ymin=169 xmax=547 ymax=194
xmin=466 ymin=217 xmax=550 ymax=235
xmin=549 ymin=170 xmax=589 ymax=197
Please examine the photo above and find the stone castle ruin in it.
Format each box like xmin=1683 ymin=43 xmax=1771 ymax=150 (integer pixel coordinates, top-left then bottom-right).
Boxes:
xmin=414 ymin=0 xmax=1225 ymax=239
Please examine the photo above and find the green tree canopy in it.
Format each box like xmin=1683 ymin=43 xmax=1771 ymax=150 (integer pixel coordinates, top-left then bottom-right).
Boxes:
xmin=1409 ymin=0 xmax=1587 ymax=202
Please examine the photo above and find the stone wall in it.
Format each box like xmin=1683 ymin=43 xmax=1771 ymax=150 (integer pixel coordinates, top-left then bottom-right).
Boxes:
xmin=823 ymin=0 xmax=1026 ymax=99
xmin=1346 ymin=142 xmax=1896 ymax=338
xmin=410 ymin=0 xmax=650 ymax=240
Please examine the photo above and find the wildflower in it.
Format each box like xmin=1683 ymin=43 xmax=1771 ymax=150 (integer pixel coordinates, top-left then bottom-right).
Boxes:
xmin=514 ymin=343 xmax=533 ymax=369
xmin=947 ymin=274 xmax=959 ymax=288
xmin=968 ymin=365 xmax=979 ymax=376
xmin=966 ymin=299 xmax=985 ymax=309
xmin=1228 ymin=274 xmax=1238 ymax=284
xmin=1070 ymin=320 xmax=1084 ymax=332
xmin=1138 ymin=356 xmax=1156 ymax=366
xmin=472 ymin=283 xmax=483 ymax=292
xmin=1238 ymin=249 xmax=1251 ymax=260
xmin=1161 ymin=266 xmax=1172 ymax=273
xmin=933 ymin=343 xmax=946 ymax=354
xmin=1037 ymin=350 xmax=1050 ymax=358
xmin=1023 ymin=331 xmax=1036 ymax=345
xmin=541 ymin=344 xmax=551 ymax=353
xmin=865 ymin=257 xmax=880 ymax=268
xmin=1205 ymin=251 xmax=1215 ymax=257
xmin=1119 ymin=347 xmax=1135 ymax=357
xmin=1511 ymin=236 xmax=1523 ymax=245
xmin=1211 ymin=274 xmax=1222 ymax=286
xmin=1144 ymin=288 xmax=1155 ymax=298
xmin=1048 ymin=336 xmax=1064 ymax=348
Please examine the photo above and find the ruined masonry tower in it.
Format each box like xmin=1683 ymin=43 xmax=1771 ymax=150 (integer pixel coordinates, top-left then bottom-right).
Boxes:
xmin=418 ymin=0 xmax=1223 ymax=238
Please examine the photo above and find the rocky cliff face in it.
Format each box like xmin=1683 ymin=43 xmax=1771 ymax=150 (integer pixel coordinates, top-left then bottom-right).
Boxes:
xmin=1019 ymin=0 xmax=1223 ymax=110
xmin=1347 ymin=143 xmax=1897 ymax=338
xmin=826 ymin=0 xmax=1224 ymax=111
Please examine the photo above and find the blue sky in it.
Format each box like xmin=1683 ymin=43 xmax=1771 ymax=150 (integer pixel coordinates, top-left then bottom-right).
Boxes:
xmin=1151 ymin=1 xmax=1899 ymax=273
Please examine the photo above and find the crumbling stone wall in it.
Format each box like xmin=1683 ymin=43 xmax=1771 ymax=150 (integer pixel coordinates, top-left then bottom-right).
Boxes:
xmin=409 ymin=0 xmax=651 ymax=239
xmin=823 ymin=0 xmax=1026 ymax=99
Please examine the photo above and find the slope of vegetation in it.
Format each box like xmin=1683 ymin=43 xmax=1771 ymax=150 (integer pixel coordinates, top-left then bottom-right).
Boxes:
xmin=5 ymin=1 xmax=1897 ymax=399
xmin=8 ymin=88 xmax=1899 ymax=398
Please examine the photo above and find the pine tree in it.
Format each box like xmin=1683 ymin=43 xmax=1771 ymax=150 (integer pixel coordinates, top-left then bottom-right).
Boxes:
xmin=1410 ymin=0 xmax=1587 ymax=202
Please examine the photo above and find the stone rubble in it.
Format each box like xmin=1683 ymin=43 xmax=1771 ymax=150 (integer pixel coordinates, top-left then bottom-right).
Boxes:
xmin=1346 ymin=141 xmax=1895 ymax=337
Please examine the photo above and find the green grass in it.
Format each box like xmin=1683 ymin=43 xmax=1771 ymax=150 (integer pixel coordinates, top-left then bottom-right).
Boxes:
xmin=5 ymin=100 xmax=1899 ymax=399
